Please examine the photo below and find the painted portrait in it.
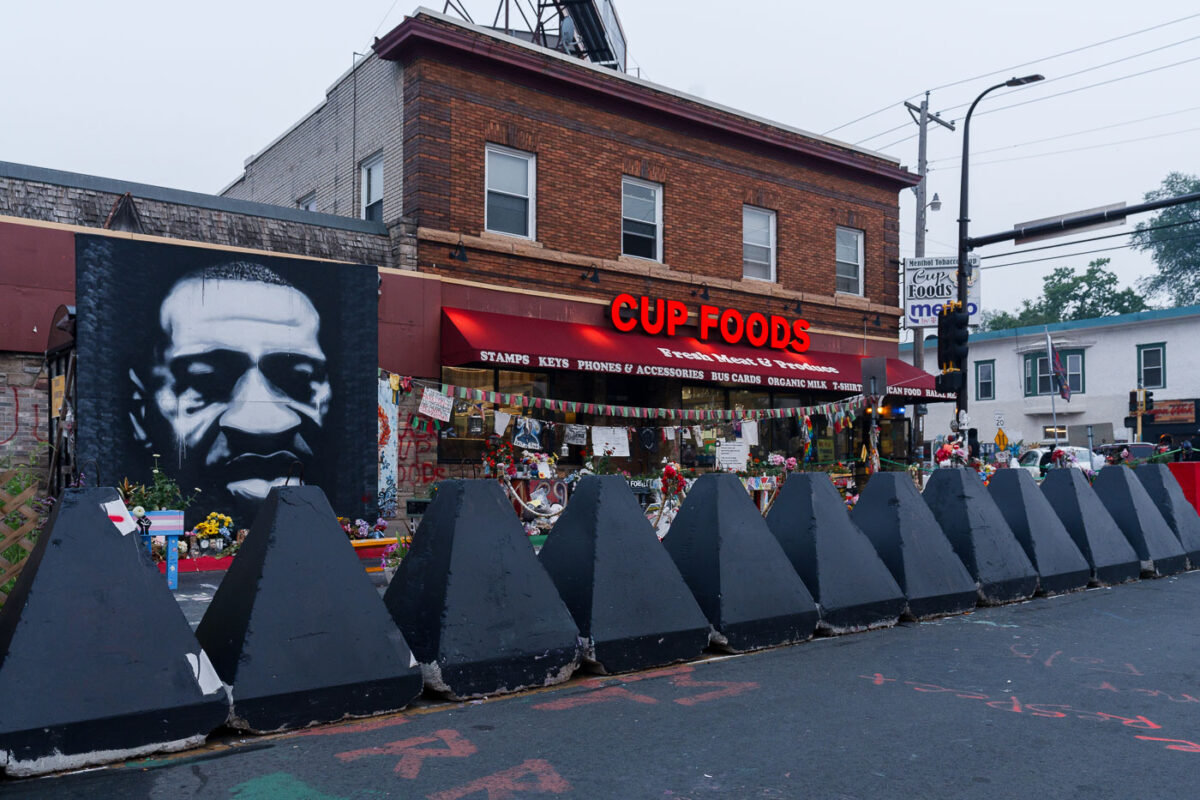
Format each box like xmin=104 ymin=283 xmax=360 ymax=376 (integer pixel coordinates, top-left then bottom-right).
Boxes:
xmin=75 ymin=235 xmax=378 ymax=527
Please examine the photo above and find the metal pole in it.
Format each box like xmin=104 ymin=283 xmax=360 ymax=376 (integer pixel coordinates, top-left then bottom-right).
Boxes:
xmin=911 ymin=95 xmax=929 ymax=461
xmin=1087 ymin=424 xmax=1095 ymax=462
xmin=956 ymin=76 xmax=1043 ymax=421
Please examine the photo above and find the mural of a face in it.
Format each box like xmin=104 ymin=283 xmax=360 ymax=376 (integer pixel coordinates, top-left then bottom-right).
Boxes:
xmin=133 ymin=272 xmax=331 ymax=511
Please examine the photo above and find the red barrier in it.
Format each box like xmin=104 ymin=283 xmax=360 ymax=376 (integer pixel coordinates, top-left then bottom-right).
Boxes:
xmin=1167 ymin=463 xmax=1200 ymax=515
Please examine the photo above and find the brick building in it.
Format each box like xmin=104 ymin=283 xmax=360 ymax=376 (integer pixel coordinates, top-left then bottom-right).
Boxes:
xmin=0 ymin=7 xmax=943 ymax=513
xmin=221 ymin=9 xmax=937 ymax=476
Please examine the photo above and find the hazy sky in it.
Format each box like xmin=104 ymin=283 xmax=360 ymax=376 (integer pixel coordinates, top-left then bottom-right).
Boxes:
xmin=5 ymin=1 xmax=1198 ymax=321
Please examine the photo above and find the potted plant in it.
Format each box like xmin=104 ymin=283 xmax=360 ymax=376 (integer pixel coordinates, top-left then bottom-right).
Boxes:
xmin=119 ymin=454 xmax=199 ymax=557
xmin=380 ymin=536 xmax=411 ymax=584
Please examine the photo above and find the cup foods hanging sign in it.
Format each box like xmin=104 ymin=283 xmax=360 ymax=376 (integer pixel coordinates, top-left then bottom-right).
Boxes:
xmin=903 ymin=256 xmax=982 ymax=327
xmin=609 ymin=293 xmax=811 ymax=353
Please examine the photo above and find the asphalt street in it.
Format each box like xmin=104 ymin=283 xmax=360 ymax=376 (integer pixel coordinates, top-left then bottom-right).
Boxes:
xmin=8 ymin=569 xmax=1200 ymax=799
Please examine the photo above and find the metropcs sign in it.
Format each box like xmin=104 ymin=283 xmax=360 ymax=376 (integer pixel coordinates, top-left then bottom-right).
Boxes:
xmin=609 ymin=293 xmax=811 ymax=353
xmin=903 ymin=256 xmax=982 ymax=327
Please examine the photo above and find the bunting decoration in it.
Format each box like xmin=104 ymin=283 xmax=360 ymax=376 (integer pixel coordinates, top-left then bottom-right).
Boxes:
xmin=394 ymin=372 xmax=874 ymax=424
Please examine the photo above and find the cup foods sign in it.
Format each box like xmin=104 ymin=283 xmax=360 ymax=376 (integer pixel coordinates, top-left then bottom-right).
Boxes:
xmin=904 ymin=256 xmax=982 ymax=327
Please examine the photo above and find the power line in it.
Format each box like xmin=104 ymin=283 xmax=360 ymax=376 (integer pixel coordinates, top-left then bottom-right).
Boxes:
xmin=937 ymin=32 xmax=1200 ymax=115
xmin=970 ymin=53 xmax=1200 ymax=121
xmin=926 ymin=12 xmax=1200 ymax=94
xmin=977 ymin=219 xmax=1200 ymax=261
xmin=853 ymin=121 xmax=912 ymax=146
xmin=824 ymin=12 xmax=1200 ymax=139
xmin=935 ymin=104 xmax=1200 ymax=162
xmin=979 ymin=229 xmax=1200 ymax=270
xmin=932 ymin=124 xmax=1200 ymax=169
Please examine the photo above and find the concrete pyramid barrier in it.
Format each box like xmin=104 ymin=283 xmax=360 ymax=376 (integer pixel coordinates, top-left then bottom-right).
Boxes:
xmin=663 ymin=473 xmax=818 ymax=651
xmin=923 ymin=469 xmax=1039 ymax=605
xmin=195 ymin=486 xmax=423 ymax=732
xmin=850 ymin=472 xmax=977 ymax=620
xmin=765 ymin=474 xmax=904 ymax=634
xmin=1136 ymin=463 xmax=1200 ymax=567
xmin=384 ymin=480 xmax=580 ymax=699
xmin=0 ymin=488 xmax=229 ymax=777
xmin=987 ymin=469 xmax=1091 ymax=596
xmin=1041 ymin=469 xmax=1140 ymax=585
xmin=1092 ymin=467 xmax=1188 ymax=577
xmin=538 ymin=476 xmax=710 ymax=673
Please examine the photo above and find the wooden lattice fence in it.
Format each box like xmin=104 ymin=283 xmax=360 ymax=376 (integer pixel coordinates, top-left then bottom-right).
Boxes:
xmin=0 ymin=471 xmax=40 ymax=605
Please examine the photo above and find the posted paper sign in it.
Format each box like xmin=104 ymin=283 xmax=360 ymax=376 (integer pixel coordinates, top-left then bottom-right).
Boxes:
xmin=592 ymin=427 xmax=631 ymax=458
xmin=714 ymin=440 xmax=750 ymax=472
xmin=418 ymin=388 xmax=454 ymax=422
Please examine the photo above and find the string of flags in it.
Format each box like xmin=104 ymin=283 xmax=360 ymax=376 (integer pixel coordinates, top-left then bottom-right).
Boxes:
xmin=381 ymin=371 xmax=869 ymax=433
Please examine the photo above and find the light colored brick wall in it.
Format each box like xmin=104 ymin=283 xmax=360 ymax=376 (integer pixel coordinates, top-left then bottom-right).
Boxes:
xmin=221 ymin=53 xmax=405 ymax=224
xmin=0 ymin=352 xmax=48 ymax=469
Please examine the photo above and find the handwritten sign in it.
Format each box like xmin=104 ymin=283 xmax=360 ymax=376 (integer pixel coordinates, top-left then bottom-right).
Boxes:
xmin=715 ymin=440 xmax=750 ymax=472
xmin=591 ymin=427 xmax=630 ymax=458
xmin=418 ymin=388 xmax=453 ymax=422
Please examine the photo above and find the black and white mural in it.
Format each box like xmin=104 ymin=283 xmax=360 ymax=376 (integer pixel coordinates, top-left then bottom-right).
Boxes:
xmin=75 ymin=235 xmax=378 ymax=527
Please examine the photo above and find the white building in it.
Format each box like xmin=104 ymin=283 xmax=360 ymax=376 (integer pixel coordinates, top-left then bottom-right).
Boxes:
xmin=904 ymin=305 xmax=1200 ymax=451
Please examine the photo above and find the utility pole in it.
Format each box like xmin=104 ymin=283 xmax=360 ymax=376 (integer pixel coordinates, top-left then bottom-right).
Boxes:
xmin=903 ymin=92 xmax=953 ymax=456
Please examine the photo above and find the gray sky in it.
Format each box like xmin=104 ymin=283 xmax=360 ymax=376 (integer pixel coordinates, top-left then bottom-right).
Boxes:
xmin=5 ymin=1 xmax=1198 ymax=321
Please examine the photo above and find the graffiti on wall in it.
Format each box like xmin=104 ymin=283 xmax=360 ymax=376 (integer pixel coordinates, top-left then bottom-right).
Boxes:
xmin=378 ymin=378 xmax=448 ymax=513
xmin=0 ymin=386 xmax=48 ymax=450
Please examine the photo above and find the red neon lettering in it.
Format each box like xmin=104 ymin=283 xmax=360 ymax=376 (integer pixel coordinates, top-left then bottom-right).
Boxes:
xmin=744 ymin=312 xmax=768 ymax=347
xmin=640 ymin=296 xmax=665 ymax=335
xmin=665 ymin=300 xmax=688 ymax=336
xmin=610 ymin=294 xmax=637 ymax=332
xmin=698 ymin=305 xmax=719 ymax=340
xmin=788 ymin=318 xmax=811 ymax=353
xmin=719 ymin=308 xmax=744 ymax=344
xmin=769 ymin=315 xmax=791 ymax=349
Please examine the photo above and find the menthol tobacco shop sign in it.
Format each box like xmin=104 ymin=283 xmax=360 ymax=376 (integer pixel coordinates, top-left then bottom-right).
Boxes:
xmin=903 ymin=256 xmax=981 ymax=327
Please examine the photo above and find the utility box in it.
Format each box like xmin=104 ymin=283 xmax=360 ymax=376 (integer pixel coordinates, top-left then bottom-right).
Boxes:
xmin=1068 ymin=422 xmax=1113 ymax=448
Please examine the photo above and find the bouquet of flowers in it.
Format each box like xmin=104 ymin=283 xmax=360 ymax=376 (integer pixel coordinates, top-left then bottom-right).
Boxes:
xmin=483 ymin=437 xmax=518 ymax=478
xmin=935 ymin=435 xmax=968 ymax=468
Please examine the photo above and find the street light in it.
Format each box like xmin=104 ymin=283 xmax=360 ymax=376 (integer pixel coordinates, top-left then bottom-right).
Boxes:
xmin=955 ymin=73 xmax=1044 ymax=420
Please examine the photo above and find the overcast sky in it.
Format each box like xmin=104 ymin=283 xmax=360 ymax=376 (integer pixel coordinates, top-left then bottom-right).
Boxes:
xmin=5 ymin=1 xmax=1198 ymax=322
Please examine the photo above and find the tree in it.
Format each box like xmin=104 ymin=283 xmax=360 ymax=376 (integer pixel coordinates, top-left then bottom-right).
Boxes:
xmin=1131 ymin=172 xmax=1200 ymax=307
xmin=980 ymin=259 xmax=1147 ymax=331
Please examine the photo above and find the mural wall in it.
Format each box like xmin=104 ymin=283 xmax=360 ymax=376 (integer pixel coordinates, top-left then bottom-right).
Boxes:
xmin=75 ymin=235 xmax=378 ymax=526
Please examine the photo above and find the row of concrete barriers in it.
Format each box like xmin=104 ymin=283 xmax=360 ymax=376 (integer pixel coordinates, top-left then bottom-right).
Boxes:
xmin=0 ymin=462 xmax=1195 ymax=776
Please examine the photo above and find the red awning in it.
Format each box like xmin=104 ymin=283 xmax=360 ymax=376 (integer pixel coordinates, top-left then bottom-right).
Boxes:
xmin=441 ymin=307 xmax=950 ymax=400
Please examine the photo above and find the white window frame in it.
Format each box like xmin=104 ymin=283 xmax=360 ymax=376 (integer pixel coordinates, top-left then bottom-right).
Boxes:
xmin=1138 ymin=344 xmax=1165 ymax=389
xmin=360 ymin=153 xmax=384 ymax=222
xmin=742 ymin=205 xmax=776 ymax=282
xmin=621 ymin=176 xmax=663 ymax=262
xmin=485 ymin=144 xmax=537 ymax=239
xmin=297 ymin=192 xmax=317 ymax=212
xmin=835 ymin=226 xmax=864 ymax=296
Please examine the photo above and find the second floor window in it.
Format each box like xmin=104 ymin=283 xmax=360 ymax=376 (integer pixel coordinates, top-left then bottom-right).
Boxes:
xmin=1024 ymin=350 xmax=1084 ymax=396
xmin=1138 ymin=343 xmax=1165 ymax=389
xmin=742 ymin=206 xmax=776 ymax=281
xmin=297 ymin=192 xmax=317 ymax=212
xmin=835 ymin=227 xmax=863 ymax=295
xmin=361 ymin=154 xmax=383 ymax=222
xmin=485 ymin=145 xmax=536 ymax=238
xmin=976 ymin=360 xmax=995 ymax=401
xmin=622 ymin=177 xmax=662 ymax=261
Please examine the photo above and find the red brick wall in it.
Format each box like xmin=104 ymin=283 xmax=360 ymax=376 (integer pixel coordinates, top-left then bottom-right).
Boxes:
xmin=400 ymin=51 xmax=905 ymax=343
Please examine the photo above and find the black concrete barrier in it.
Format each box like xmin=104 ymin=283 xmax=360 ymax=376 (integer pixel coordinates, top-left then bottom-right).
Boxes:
xmin=0 ymin=488 xmax=229 ymax=776
xmin=765 ymin=474 xmax=904 ymax=634
xmin=195 ymin=486 xmax=423 ymax=732
xmin=923 ymin=469 xmax=1039 ymax=605
xmin=987 ymin=469 xmax=1091 ymax=596
xmin=1041 ymin=469 xmax=1140 ymax=585
xmin=538 ymin=475 xmax=710 ymax=673
xmin=663 ymin=473 xmax=818 ymax=651
xmin=1135 ymin=463 xmax=1200 ymax=568
xmin=384 ymin=480 xmax=580 ymax=699
xmin=850 ymin=472 xmax=977 ymax=620
xmin=1092 ymin=467 xmax=1188 ymax=577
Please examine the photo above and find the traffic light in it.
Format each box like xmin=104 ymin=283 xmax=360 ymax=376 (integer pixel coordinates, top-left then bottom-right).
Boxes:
xmin=1129 ymin=390 xmax=1139 ymax=413
xmin=1145 ymin=390 xmax=1154 ymax=412
xmin=934 ymin=301 xmax=970 ymax=395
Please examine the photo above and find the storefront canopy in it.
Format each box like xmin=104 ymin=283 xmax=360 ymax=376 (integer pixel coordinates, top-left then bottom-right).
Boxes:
xmin=442 ymin=308 xmax=950 ymax=401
